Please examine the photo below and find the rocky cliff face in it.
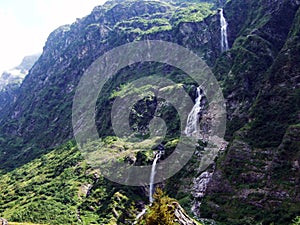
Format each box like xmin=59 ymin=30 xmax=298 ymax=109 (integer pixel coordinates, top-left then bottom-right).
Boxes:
xmin=198 ymin=0 xmax=300 ymax=224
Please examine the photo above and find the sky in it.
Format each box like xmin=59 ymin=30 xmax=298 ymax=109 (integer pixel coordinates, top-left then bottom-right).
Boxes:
xmin=0 ymin=0 xmax=106 ymax=73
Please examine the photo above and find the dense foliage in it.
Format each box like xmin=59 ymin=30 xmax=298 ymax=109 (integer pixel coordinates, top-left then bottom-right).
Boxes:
xmin=143 ymin=189 xmax=176 ymax=225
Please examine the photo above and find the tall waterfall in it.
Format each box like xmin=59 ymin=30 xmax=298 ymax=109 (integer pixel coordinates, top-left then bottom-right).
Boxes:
xmin=149 ymin=152 xmax=161 ymax=203
xmin=220 ymin=8 xmax=229 ymax=52
xmin=185 ymin=87 xmax=203 ymax=137
xmin=133 ymin=151 xmax=161 ymax=223
xmin=185 ymin=87 xmax=211 ymax=217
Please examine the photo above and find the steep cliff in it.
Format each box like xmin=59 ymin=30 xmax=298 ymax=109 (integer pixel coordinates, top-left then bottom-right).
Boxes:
xmin=199 ymin=1 xmax=300 ymax=224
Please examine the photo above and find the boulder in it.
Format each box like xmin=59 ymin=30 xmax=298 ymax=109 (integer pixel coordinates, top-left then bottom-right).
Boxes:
xmin=0 ymin=218 xmax=8 ymax=225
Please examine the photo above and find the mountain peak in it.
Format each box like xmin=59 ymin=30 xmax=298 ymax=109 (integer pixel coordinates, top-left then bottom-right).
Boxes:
xmin=0 ymin=53 xmax=40 ymax=90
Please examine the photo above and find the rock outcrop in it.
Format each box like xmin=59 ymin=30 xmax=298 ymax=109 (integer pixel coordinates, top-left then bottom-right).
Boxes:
xmin=0 ymin=218 xmax=8 ymax=225
xmin=173 ymin=202 xmax=199 ymax=225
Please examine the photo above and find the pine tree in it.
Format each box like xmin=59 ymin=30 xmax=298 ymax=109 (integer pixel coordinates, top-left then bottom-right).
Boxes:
xmin=144 ymin=188 xmax=177 ymax=225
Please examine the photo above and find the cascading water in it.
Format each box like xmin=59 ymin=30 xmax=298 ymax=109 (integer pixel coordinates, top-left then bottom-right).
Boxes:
xmin=149 ymin=151 xmax=161 ymax=203
xmin=185 ymin=87 xmax=203 ymax=137
xmin=134 ymin=151 xmax=162 ymax=223
xmin=220 ymin=8 xmax=229 ymax=52
xmin=184 ymin=87 xmax=215 ymax=217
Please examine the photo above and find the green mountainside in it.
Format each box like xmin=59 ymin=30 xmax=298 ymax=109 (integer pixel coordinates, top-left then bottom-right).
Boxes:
xmin=0 ymin=0 xmax=299 ymax=224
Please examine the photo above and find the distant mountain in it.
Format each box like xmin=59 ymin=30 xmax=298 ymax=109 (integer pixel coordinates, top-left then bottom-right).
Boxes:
xmin=0 ymin=54 xmax=40 ymax=90
xmin=0 ymin=54 xmax=40 ymax=120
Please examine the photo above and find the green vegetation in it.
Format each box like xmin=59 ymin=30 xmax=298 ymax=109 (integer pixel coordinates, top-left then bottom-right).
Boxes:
xmin=115 ymin=17 xmax=172 ymax=35
xmin=171 ymin=3 xmax=214 ymax=25
xmin=113 ymin=2 xmax=215 ymax=36
xmin=137 ymin=188 xmax=202 ymax=225
xmin=95 ymin=62 xmax=197 ymax=140
xmin=0 ymin=136 xmax=186 ymax=224
xmin=142 ymin=188 xmax=176 ymax=225
xmin=9 ymin=223 xmax=47 ymax=225
xmin=0 ymin=142 xmax=84 ymax=224
xmin=292 ymin=217 xmax=300 ymax=225
xmin=0 ymin=141 xmax=140 ymax=224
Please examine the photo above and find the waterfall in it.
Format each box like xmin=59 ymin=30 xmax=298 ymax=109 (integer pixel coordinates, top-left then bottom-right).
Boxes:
xmin=149 ymin=152 xmax=161 ymax=203
xmin=133 ymin=151 xmax=161 ymax=223
xmin=185 ymin=87 xmax=203 ymax=137
xmin=184 ymin=87 xmax=214 ymax=217
xmin=220 ymin=8 xmax=229 ymax=52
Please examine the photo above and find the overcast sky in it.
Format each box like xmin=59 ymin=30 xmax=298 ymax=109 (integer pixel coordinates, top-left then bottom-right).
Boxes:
xmin=0 ymin=0 xmax=106 ymax=73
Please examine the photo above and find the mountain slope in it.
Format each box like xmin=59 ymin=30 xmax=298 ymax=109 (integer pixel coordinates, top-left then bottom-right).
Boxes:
xmin=0 ymin=0 xmax=223 ymax=170
xmin=199 ymin=1 xmax=300 ymax=224
xmin=0 ymin=0 xmax=299 ymax=224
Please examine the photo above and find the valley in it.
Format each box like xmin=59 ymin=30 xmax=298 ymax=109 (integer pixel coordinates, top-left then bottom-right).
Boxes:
xmin=0 ymin=0 xmax=299 ymax=224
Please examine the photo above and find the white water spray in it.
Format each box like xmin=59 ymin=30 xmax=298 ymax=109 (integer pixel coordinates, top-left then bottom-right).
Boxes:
xmin=149 ymin=152 xmax=161 ymax=203
xmin=185 ymin=87 xmax=203 ymax=137
xmin=220 ymin=8 xmax=229 ymax=52
xmin=133 ymin=151 xmax=162 ymax=223
xmin=184 ymin=87 xmax=212 ymax=217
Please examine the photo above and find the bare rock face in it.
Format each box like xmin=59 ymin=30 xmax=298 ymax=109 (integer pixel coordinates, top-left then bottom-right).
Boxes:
xmin=0 ymin=218 xmax=8 ymax=225
xmin=173 ymin=202 xmax=198 ymax=225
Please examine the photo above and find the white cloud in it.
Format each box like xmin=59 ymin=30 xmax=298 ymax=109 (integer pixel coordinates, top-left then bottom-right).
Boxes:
xmin=37 ymin=0 xmax=104 ymax=27
xmin=0 ymin=0 xmax=106 ymax=73
xmin=0 ymin=9 xmax=25 ymax=72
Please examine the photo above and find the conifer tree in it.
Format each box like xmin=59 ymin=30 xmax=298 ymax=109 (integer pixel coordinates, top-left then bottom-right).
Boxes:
xmin=144 ymin=188 xmax=177 ymax=225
